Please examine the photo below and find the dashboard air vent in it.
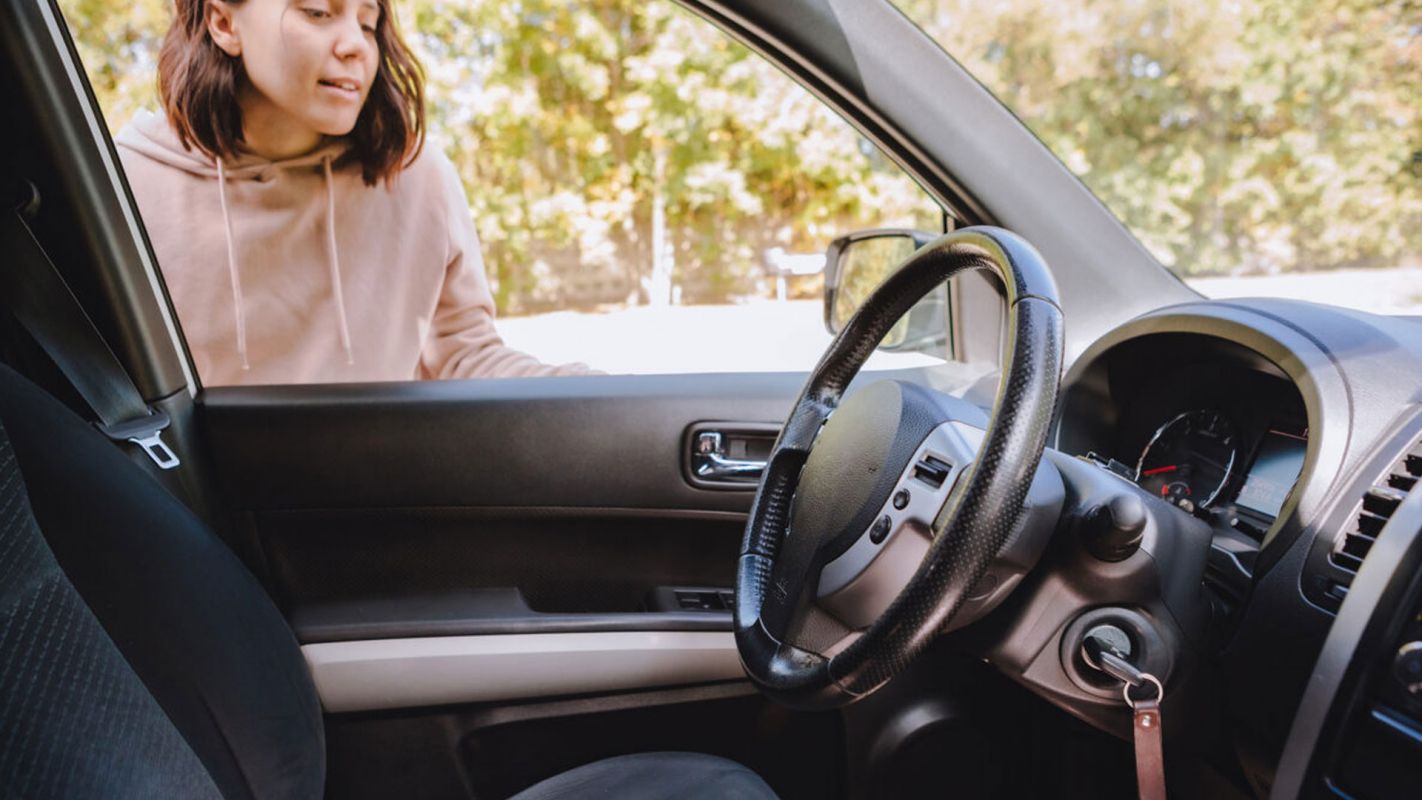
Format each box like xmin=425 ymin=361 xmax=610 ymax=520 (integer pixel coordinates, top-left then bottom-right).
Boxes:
xmin=1330 ymin=446 xmax=1422 ymax=574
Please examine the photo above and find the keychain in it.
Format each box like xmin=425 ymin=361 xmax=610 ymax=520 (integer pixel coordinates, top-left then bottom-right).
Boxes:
xmin=1125 ymin=672 xmax=1167 ymax=800
xmin=1083 ymin=633 xmax=1168 ymax=799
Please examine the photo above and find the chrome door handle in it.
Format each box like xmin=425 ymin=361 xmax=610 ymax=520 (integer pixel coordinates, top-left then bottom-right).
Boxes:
xmin=691 ymin=432 xmax=766 ymax=481
xmin=696 ymin=451 xmax=766 ymax=480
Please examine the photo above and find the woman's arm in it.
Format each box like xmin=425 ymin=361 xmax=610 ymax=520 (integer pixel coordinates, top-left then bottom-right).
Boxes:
xmin=419 ymin=154 xmax=593 ymax=379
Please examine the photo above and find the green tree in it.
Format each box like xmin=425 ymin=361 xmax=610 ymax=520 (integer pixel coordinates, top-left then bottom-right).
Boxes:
xmin=59 ymin=0 xmax=170 ymax=130
xmin=897 ymin=0 xmax=1422 ymax=276
xmin=411 ymin=0 xmax=936 ymax=311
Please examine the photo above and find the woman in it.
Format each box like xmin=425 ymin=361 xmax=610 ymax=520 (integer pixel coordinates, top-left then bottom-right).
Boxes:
xmin=116 ymin=0 xmax=590 ymax=385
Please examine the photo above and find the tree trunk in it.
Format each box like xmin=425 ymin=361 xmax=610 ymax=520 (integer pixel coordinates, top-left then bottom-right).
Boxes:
xmin=646 ymin=141 xmax=674 ymax=306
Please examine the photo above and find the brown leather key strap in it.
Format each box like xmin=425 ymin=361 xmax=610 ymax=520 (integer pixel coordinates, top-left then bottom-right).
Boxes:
xmin=1128 ymin=677 xmax=1167 ymax=800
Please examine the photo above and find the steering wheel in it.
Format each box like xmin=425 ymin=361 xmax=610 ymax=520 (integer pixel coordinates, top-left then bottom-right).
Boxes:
xmin=734 ymin=226 xmax=1064 ymax=710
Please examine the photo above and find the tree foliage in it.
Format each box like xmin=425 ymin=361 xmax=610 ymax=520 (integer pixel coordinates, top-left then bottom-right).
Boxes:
xmin=897 ymin=0 xmax=1421 ymax=276
xmin=406 ymin=0 xmax=937 ymax=310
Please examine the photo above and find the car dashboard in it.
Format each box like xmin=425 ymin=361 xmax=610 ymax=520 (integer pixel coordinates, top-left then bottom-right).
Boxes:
xmin=1047 ymin=297 xmax=1422 ymax=797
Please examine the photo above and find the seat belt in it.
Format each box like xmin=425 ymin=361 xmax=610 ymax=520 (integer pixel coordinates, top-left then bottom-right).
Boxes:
xmin=0 ymin=186 xmax=180 ymax=470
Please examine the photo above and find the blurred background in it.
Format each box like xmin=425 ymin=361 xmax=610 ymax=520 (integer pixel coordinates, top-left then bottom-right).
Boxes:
xmin=58 ymin=0 xmax=1421 ymax=373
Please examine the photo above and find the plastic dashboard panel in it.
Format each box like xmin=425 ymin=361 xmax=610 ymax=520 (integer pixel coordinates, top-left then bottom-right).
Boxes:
xmin=1054 ymin=298 xmax=1422 ymax=790
xmin=1270 ymin=410 xmax=1422 ymax=798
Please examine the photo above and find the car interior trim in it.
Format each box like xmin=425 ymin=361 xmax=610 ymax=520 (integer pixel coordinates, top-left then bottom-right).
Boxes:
xmin=301 ymin=631 xmax=746 ymax=713
xmin=290 ymin=589 xmax=735 ymax=644
xmin=1 ymin=0 xmax=196 ymax=397
xmin=1272 ymin=415 xmax=1422 ymax=797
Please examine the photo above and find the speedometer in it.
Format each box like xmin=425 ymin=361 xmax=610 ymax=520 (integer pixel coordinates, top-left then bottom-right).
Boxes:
xmin=1135 ymin=410 xmax=1239 ymax=512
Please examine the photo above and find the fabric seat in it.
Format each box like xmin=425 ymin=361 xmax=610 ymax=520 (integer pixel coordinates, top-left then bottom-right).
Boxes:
xmin=0 ymin=364 xmax=775 ymax=800
xmin=509 ymin=753 xmax=777 ymax=799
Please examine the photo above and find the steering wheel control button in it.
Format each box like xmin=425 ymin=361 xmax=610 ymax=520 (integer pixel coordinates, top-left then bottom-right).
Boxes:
xmin=911 ymin=455 xmax=951 ymax=488
xmin=892 ymin=489 xmax=911 ymax=510
xmin=870 ymin=514 xmax=893 ymax=544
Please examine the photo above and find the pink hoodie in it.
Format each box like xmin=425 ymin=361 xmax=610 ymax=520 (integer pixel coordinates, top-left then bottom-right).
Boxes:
xmin=114 ymin=110 xmax=589 ymax=385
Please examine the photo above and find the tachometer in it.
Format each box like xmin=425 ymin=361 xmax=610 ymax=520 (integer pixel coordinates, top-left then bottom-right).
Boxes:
xmin=1135 ymin=410 xmax=1239 ymax=512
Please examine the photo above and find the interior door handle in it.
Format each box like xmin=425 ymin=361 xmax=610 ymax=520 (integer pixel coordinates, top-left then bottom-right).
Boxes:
xmin=691 ymin=431 xmax=766 ymax=481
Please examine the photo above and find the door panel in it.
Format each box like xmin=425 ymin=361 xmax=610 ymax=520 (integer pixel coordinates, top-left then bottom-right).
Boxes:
xmin=201 ymin=373 xmax=798 ymax=511
xmin=305 ymin=631 xmax=745 ymax=712
xmin=264 ymin=508 xmax=744 ymax=624
xmin=198 ymin=372 xmax=803 ymax=690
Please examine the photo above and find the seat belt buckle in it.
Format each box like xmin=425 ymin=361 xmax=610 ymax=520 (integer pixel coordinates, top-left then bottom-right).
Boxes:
xmin=97 ymin=410 xmax=181 ymax=470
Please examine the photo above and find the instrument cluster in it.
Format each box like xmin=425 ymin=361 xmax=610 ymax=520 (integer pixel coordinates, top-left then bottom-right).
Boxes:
xmin=1058 ymin=333 xmax=1309 ymax=538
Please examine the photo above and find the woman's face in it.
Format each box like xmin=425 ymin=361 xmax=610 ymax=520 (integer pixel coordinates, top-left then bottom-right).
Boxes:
xmin=208 ymin=0 xmax=381 ymax=153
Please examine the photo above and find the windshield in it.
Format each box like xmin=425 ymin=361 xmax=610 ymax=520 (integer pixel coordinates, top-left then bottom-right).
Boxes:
xmin=893 ymin=0 xmax=1421 ymax=314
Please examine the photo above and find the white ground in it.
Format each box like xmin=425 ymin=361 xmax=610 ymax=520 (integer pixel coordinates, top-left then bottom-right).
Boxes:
xmin=496 ymin=268 xmax=1422 ymax=374
xmin=495 ymin=299 xmax=945 ymax=374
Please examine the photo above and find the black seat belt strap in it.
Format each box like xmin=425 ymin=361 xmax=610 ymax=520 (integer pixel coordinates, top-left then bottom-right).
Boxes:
xmin=0 ymin=201 xmax=180 ymax=469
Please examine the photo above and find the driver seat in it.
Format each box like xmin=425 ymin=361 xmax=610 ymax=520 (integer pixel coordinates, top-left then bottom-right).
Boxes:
xmin=0 ymin=364 xmax=776 ymax=799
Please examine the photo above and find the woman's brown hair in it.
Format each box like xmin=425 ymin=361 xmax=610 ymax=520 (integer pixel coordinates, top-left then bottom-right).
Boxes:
xmin=158 ymin=0 xmax=425 ymax=185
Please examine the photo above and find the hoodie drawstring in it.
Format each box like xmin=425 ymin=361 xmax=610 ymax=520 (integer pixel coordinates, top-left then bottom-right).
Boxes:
xmin=213 ymin=154 xmax=355 ymax=371
xmin=323 ymin=156 xmax=354 ymax=366
xmin=215 ymin=158 xmax=250 ymax=370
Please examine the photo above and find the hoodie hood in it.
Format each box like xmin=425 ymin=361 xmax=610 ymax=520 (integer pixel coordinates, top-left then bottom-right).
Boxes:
xmin=115 ymin=109 xmax=349 ymax=181
xmin=116 ymin=110 xmax=354 ymax=370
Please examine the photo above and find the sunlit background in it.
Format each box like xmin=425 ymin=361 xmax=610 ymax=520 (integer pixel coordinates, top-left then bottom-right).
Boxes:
xmin=59 ymin=0 xmax=1421 ymax=375
xmin=895 ymin=0 xmax=1422 ymax=312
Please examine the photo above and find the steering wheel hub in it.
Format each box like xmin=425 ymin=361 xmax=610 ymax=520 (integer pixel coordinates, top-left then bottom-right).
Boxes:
xmin=789 ymin=381 xmax=947 ymax=565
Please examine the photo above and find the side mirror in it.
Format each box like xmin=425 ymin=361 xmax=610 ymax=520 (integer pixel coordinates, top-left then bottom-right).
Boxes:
xmin=824 ymin=228 xmax=947 ymax=353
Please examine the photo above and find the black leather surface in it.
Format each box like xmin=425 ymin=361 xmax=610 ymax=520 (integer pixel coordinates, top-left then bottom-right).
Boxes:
xmin=201 ymin=372 xmax=801 ymax=514
xmin=0 ymin=420 xmax=222 ymax=799
xmin=0 ymin=365 xmax=325 ymax=800
xmin=258 ymin=507 xmax=744 ymax=617
xmin=508 ymin=752 xmax=778 ymax=800
xmin=291 ymin=590 xmax=732 ymax=643
xmin=735 ymin=226 xmax=1064 ymax=709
